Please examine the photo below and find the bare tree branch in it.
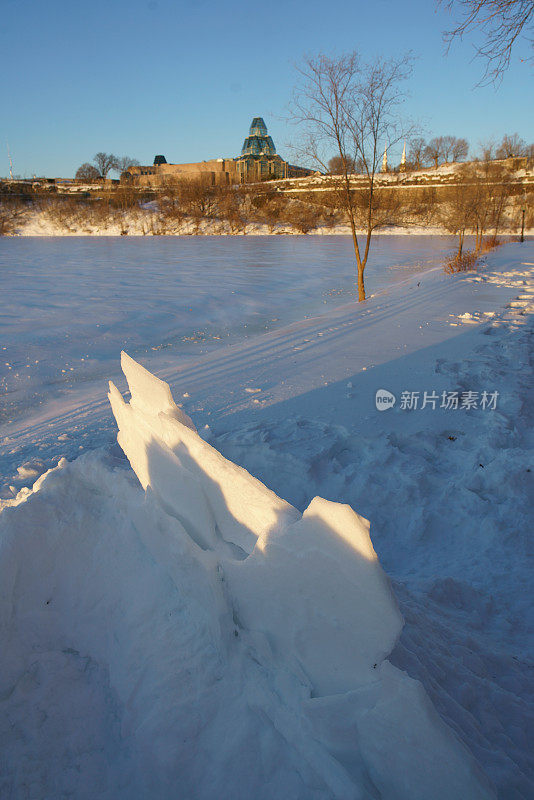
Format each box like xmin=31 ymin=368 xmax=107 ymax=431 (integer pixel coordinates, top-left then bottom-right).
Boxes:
xmin=441 ymin=0 xmax=534 ymax=82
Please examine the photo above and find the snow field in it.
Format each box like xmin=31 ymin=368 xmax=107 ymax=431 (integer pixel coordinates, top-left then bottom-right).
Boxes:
xmin=0 ymin=241 xmax=532 ymax=798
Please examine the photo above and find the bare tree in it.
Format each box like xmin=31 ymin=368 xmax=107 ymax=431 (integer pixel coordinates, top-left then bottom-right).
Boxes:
xmin=424 ymin=137 xmax=444 ymax=168
xmin=291 ymin=52 xmax=413 ymax=300
xmin=495 ymin=132 xmax=527 ymax=157
xmin=75 ymin=163 xmax=101 ymax=182
xmin=424 ymin=135 xmax=469 ymax=167
xmin=441 ymin=161 xmax=512 ymax=255
xmin=444 ymin=135 xmax=469 ymax=161
xmin=478 ymin=162 xmax=512 ymax=243
xmin=408 ymin=137 xmax=428 ymax=169
xmin=93 ymin=152 xmax=119 ymax=179
xmin=440 ymin=165 xmax=477 ymax=255
xmin=116 ymin=156 xmax=140 ymax=175
xmin=485 ymin=165 xmax=513 ymax=237
xmin=469 ymin=161 xmax=495 ymax=248
xmin=441 ymin=0 xmax=534 ymax=81
xmin=328 ymin=155 xmax=357 ymax=174
xmin=477 ymin=138 xmax=496 ymax=161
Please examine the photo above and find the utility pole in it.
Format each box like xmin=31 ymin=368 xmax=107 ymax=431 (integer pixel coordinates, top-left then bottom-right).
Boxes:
xmin=6 ymin=142 xmax=14 ymax=180
xmin=520 ymin=190 xmax=526 ymax=243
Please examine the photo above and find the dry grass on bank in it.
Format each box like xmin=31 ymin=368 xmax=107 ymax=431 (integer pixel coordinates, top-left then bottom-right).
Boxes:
xmin=444 ymin=237 xmax=503 ymax=274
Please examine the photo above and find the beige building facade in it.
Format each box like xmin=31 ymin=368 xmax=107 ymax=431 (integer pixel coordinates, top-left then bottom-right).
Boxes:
xmin=124 ymin=117 xmax=312 ymax=187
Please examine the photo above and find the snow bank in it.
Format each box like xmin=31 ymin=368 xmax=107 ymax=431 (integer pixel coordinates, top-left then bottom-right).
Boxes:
xmin=0 ymin=354 xmax=495 ymax=798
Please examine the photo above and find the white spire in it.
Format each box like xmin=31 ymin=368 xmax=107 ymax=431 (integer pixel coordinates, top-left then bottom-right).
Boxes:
xmin=399 ymin=140 xmax=406 ymax=173
xmin=381 ymin=141 xmax=388 ymax=173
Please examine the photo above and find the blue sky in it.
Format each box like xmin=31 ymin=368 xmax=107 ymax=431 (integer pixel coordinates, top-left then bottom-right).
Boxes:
xmin=2 ymin=0 xmax=532 ymax=177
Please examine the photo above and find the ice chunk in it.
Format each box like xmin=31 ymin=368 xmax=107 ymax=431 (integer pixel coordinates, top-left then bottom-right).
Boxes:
xmin=109 ymin=382 xmax=217 ymax=551
xmin=121 ymin=350 xmax=196 ymax=431
xmin=111 ymin=355 xmax=402 ymax=691
xmin=226 ymin=496 xmax=403 ymax=695
xmin=111 ymin=352 xmax=299 ymax=554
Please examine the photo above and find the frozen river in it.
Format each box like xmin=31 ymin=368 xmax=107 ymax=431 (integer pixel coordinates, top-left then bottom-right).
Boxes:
xmin=1 ymin=235 xmax=459 ymax=425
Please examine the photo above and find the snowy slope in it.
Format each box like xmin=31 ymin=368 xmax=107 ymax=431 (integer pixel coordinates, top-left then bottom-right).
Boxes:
xmin=0 ymin=242 xmax=533 ymax=798
xmin=0 ymin=354 xmax=495 ymax=799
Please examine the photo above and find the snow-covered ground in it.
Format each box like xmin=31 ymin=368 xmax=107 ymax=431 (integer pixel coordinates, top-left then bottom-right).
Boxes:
xmin=0 ymin=239 xmax=532 ymax=798
xmin=9 ymin=206 xmax=450 ymax=237
xmin=9 ymin=203 xmax=530 ymax=238
xmin=10 ymin=205 xmax=442 ymax=237
xmin=0 ymin=235 xmax=458 ymax=436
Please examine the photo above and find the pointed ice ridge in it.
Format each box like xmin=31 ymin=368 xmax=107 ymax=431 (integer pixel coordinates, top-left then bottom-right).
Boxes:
xmin=110 ymin=352 xmax=300 ymax=555
xmin=121 ymin=350 xmax=197 ymax=431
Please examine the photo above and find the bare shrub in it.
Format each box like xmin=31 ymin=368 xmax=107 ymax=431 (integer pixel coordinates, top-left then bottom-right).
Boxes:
xmin=105 ymin=187 xmax=142 ymax=211
xmin=479 ymin=235 xmax=503 ymax=252
xmin=247 ymin=187 xmax=286 ymax=231
xmin=85 ymin=199 xmax=115 ymax=229
xmin=444 ymin=249 xmax=479 ymax=273
xmin=139 ymin=213 xmax=170 ymax=235
xmin=444 ymin=235 xmax=501 ymax=274
xmin=0 ymin=198 xmax=25 ymax=235
xmin=404 ymin=187 xmax=439 ymax=225
xmin=180 ymin=179 xmax=217 ymax=220
xmin=157 ymin=180 xmax=185 ymax=231
xmin=216 ymin=187 xmax=247 ymax=233
xmin=285 ymin=200 xmax=321 ymax=233
xmin=39 ymin=196 xmax=87 ymax=232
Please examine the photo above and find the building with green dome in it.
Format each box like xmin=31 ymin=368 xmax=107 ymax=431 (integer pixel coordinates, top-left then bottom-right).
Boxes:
xmin=241 ymin=117 xmax=277 ymax=156
xmin=234 ymin=117 xmax=292 ymax=181
xmin=124 ymin=117 xmax=312 ymax=186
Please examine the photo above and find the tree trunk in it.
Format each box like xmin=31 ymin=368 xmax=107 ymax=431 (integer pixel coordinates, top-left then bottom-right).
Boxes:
xmin=458 ymin=231 xmax=464 ymax=257
xmin=357 ymin=266 xmax=366 ymax=301
xmin=350 ymin=221 xmax=366 ymax=300
xmin=343 ymin=180 xmax=366 ymax=302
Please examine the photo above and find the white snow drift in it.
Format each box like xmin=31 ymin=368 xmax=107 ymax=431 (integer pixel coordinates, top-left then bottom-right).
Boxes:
xmin=0 ymin=353 xmax=494 ymax=799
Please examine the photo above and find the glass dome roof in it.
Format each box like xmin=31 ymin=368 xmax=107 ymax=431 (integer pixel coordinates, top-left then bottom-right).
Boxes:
xmin=249 ymin=117 xmax=268 ymax=137
xmin=241 ymin=117 xmax=277 ymax=156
